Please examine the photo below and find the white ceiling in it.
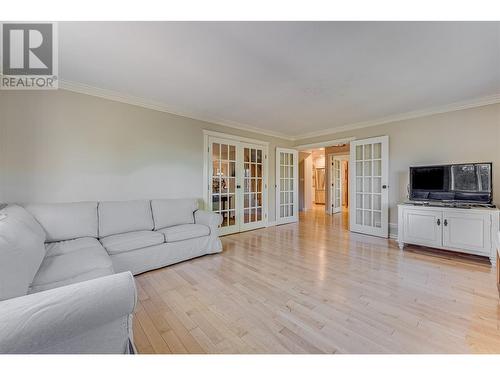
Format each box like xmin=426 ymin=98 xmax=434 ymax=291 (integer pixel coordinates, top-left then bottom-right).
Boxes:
xmin=59 ymin=22 xmax=500 ymax=140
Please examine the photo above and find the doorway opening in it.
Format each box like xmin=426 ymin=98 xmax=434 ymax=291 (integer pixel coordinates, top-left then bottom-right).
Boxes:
xmin=298 ymin=144 xmax=350 ymax=227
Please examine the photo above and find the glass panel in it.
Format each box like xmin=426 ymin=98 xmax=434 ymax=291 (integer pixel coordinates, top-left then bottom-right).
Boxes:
xmin=212 ymin=195 xmax=220 ymax=211
xmin=212 ymin=143 xmax=220 ymax=160
xmin=256 ymin=164 xmax=262 ymax=178
xmin=212 ymin=178 xmax=220 ymax=193
xmin=257 ymin=150 xmax=262 ymax=163
xmin=373 ymin=160 xmax=381 ymax=176
xmin=228 ymin=194 xmax=235 ymax=210
xmin=373 ymin=177 xmax=382 ymax=193
xmin=280 ymin=152 xmax=285 ymax=165
xmin=228 ymin=178 xmax=235 ymax=193
xmin=257 ymin=179 xmax=262 ymax=192
xmin=221 ymin=144 xmax=228 ymax=160
xmin=280 ymin=178 xmax=286 ymax=191
xmin=364 ymin=144 xmax=372 ymax=160
xmin=356 ymin=209 xmax=363 ymax=225
xmin=244 ymin=209 xmax=250 ymax=224
xmin=364 ymin=177 xmax=372 ymax=193
xmin=289 ymin=179 xmax=294 ymax=191
xmin=289 ymin=165 xmax=294 ymax=178
xmin=252 ymin=208 xmax=258 ymax=222
xmin=284 ymin=166 xmax=289 ymax=178
xmin=251 ymin=149 xmax=256 ymax=162
xmin=229 ymin=210 xmax=236 ymax=226
xmin=257 ymin=193 xmax=262 ymax=206
xmin=244 ymin=148 xmax=250 ymax=162
xmin=280 ymin=205 xmax=285 ymax=218
xmin=364 ymin=210 xmax=372 ymax=226
xmin=373 ymin=143 xmax=382 ymax=159
xmin=251 ymin=178 xmax=256 ymax=193
xmin=251 ymin=164 xmax=256 ymax=177
xmin=257 ymin=207 xmax=262 ymax=221
xmin=244 ymin=163 xmax=250 ymax=177
xmin=280 ymin=166 xmax=285 ymax=179
xmin=356 ymin=177 xmax=363 ymax=192
xmin=212 ymin=161 xmax=220 ymax=177
xmin=280 ymin=192 xmax=285 ymax=205
xmin=364 ymin=161 xmax=372 ymax=176
xmin=356 ymin=162 xmax=363 ymax=176
xmin=289 ymin=192 xmax=293 ymax=204
xmin=284 ymin=205 xmax=289 ymax=217
xmin=356 ymin=145 xmax=363 ymax=161
xmin=229 ymin=162 xmax=236 ymax=177
xmin=244 ymin=193 xmax=250 ymax=209
xmin=244 ymin=179 xmax=250 ymax=193
xmin=363 ymin=194 xmax=372 ymax=210
xmin=373 ymin=211 xmax=381 ymax=228
xmin=229 ymin=145 xmax=236 ymax=161
xmin=220 ymin=162 xmax=228 ymax=177
xmin=289 ymin=205 xmax=294 ymax=217
xmin=373 ymin=194 xmax=381 ymax=211
xmin=222 ymin=213 xmax=228 ymax=227
xmin=289 ymin=153 xmax=294 ymax=165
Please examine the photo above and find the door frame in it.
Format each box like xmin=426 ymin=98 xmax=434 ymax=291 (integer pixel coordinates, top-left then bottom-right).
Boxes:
xmin=276 ymin=147 xmax=299 ymax=225
xmin=328 ymin=154 xmax=349 ymax=214
xmin=203 ymin=130 xmax=269 ymax=233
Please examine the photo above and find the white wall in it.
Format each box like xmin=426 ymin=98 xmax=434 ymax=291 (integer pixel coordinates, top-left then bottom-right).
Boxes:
xmin=295 ymin=103 xmax=500 ymax=227
xmin=0 ymin=90 xmax=292 ymax=222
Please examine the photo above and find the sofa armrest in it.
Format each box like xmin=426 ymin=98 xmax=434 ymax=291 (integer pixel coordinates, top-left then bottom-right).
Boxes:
xmin=0 ymin=272 xmax=136 ymax=354
xmin=195 ymin=210 xmax=223 ymax=234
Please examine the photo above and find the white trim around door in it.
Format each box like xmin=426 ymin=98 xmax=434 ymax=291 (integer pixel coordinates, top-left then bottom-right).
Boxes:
xmin=276 ymin=148 xmax=299 ymax=225
xmin=328 ymin=154 xmax=349 ymax=215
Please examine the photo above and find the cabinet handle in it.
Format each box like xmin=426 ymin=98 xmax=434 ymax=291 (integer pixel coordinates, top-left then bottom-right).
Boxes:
xmin=444 ymin=219 xmax=448 ymax=226
xmin=437 ymin=219 xmax=441 ymax=226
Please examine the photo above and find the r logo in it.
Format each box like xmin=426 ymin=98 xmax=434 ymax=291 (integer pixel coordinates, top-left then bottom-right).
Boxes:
xmin=2 ymin=23 xmax=53 ymax=75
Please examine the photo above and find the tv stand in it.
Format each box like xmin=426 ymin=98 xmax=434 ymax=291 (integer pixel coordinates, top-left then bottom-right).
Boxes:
xmin=398 ymin=203 xmax=499 ymax=265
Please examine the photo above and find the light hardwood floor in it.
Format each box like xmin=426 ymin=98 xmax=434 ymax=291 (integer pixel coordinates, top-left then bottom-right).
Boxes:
xmin=133 ymin=206 xmax=500 ymax=354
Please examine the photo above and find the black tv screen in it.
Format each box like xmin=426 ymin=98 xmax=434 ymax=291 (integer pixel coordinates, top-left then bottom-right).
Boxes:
xmin=409 ymin=163 xmax=492 ymax=204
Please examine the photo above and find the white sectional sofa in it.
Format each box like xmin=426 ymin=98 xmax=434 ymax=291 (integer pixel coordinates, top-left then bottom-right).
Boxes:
xmin=0 ymin=199 xmax=222 ymax=354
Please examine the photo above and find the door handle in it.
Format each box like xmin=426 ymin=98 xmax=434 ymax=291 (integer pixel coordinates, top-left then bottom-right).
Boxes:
xmin=236 ymin=185 xmax=241 ymax=189
xmin=382 ymin=185 xmax=388 ymax=189
xmin=444 ymin=219 xmax=448 ymax=226
xmin=437 ymin=218 xmax=441 ymax=226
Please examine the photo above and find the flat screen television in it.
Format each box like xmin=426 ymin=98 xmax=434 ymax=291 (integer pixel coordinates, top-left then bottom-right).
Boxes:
xmin=409 ymin=163 xmax=492 ymax=204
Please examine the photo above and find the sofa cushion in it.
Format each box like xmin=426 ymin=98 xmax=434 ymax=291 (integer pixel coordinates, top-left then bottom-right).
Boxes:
xmin=158 ymin=224 xmax=210 ymax=243
xmin=98 ymin=200 xmax=153 ymax=238
xmin=23 ymin=202 xmax=98 ymax=242
xmin=100 ymin=231 xmax=165 ymax=255
xmin=30 ymin=238 xmax=113 ymax=294
xmin=0 ymin=205 xmax=46 ymax=301
xmin=151 ymin=199 xmax=198 ymax=230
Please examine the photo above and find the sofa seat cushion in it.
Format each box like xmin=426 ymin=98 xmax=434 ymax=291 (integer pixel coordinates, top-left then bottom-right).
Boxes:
xmin=45 ymin=237 xmax=103 ymax=257
xmin=158 ymin=224 xmax=210 ymax=243
xmin=100 ymin=231 xmax=165 ymax=255
xmin=30 ymin=238 xmax=113 ymax=293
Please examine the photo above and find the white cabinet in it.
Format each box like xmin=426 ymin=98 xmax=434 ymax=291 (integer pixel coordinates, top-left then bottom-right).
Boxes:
xmin=402 ymin=209 xmax=442 ymax=248
xmin=398 ymin=204 xmax=499 ymax=265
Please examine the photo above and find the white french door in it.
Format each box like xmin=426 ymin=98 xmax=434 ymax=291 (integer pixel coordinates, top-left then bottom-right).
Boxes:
xmin=208 ymin=136 xmax=267 ymax=235
xmin=349 ymin=136 xmax=389 ymax=238
xmin=329 ymin=155 xmax=343 ymax=214
xmin=276 ymin=148 xmax=298 ymax=225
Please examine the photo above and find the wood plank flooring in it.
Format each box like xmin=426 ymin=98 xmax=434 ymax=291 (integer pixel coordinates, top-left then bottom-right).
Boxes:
xmin=133 ymin=206 xmax=500 ymax=354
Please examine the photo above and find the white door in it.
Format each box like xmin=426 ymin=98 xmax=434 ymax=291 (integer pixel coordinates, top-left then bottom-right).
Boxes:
xmin=240 ymin=143 xmax=267 ymax=231
xmin=442 ymin=212 xmax=491 ymax=255
xmin=276 ymin=148 xmax=298 ymax=225
xmin=329 ymin=156 xmax=343 ymax=214
xmin=209 ymin=138 xmax=240 ymax=235
xmin=208 ymin=137 xmax=268 ymax=235
xmin=402 ymin=209 xmax=443 ymax=248
xmin=349 ymin=136 xmax=389 ymax=237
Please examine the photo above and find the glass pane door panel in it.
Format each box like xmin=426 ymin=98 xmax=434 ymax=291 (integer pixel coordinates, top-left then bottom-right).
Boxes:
xmin=243 ymin=145 xmax=264 ymax=225
xmin=277 ymin=149 xmax=297 ymax=223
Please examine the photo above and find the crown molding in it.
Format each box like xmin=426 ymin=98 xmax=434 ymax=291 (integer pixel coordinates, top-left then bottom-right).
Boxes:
xmin=292 ymin=93 xmax=500 ymax=141
xmin=59 ymin=80 xmax=294 ymax=141
xmin=59 ymin=80 xmax=500 ymax=143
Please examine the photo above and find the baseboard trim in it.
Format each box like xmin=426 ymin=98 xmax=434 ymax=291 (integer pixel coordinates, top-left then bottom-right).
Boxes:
xmin=266 ymin=221 xmax=277 ymax=227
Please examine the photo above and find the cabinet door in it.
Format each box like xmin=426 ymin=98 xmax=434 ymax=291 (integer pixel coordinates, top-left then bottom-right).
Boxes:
xmin=442 ymin=212 xmax=491 ymax=255
xmin=403 ymin=209 xmax=442 ymax=248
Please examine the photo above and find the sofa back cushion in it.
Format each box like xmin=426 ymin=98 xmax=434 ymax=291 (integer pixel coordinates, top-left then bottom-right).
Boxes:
xmin=98 ymin=200 xmax=154 ymax=237
xmin=0 ymin=205 xmax=46 ymax=300
xmin=151 ymin=199 xmax=198 ymax=230
xmin=23 ymin=202 xmax=98 ymax=242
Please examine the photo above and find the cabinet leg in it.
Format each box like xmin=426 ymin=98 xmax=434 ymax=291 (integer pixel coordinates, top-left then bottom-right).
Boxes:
xmin=398 ymin=242 xmax=404 ymax=251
